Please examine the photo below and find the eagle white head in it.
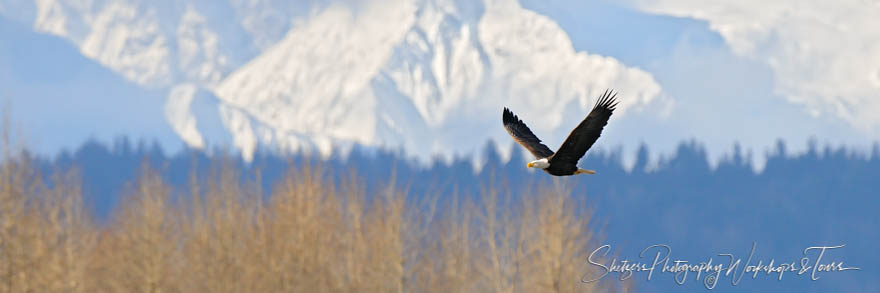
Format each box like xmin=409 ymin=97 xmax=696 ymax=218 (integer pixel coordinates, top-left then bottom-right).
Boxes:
xmin=526 ymin=158 xmax=550 ymax=169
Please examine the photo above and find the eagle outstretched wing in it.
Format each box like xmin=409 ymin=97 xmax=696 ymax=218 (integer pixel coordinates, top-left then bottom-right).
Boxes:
xmin=550 ymin=89 xmax=618 ymax=165
xmin=502 ymin=107 xmax=555 ymax=159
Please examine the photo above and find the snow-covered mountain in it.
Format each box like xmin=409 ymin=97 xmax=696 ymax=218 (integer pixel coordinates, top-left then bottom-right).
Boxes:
xmin=2 ymin=0 xmax=662 ymax=161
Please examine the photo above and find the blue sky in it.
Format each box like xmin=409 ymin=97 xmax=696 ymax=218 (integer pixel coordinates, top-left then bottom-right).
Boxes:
xmin=1 ymin=0 xmax=878 ymax=169
xmin=0 ymin=16 xmax=177 ymax=153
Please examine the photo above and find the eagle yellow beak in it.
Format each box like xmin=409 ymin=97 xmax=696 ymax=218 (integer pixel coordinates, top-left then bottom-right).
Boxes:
xmin=527 ymin=162 xmax=535 ymax=168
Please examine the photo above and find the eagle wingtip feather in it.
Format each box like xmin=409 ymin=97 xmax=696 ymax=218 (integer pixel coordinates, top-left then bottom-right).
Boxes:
xmin=593 ymin=88 xmax=619 ymax=111
xmin=502 ymin=107 xmax=517 ymax=125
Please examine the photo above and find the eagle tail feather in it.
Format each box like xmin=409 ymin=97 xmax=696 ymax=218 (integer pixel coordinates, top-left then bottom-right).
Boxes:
xmin=575 ymin=169 xmax=596 ymax=175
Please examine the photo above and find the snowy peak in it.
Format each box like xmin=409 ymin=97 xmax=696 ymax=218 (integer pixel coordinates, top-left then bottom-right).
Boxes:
xmin=214 ymin=0 xmax=418 ymax=159
xmin=214 ymin=0 xmax=662 ymax=161
xmin=3 ymin=0 xmax=310 ymax=88
xmin=4 ymin=0 xmax=664 ymax=162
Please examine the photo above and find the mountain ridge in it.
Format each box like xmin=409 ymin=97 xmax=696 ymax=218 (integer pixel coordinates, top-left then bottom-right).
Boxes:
xmin=2 ymin=0 xmax=663 ymax=162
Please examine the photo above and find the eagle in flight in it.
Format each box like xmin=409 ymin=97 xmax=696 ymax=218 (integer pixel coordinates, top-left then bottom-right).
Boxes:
xmin=503 ymin=90 xmax=618 ymax=176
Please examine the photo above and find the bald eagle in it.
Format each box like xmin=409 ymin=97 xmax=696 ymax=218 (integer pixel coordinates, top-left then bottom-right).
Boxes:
xmin=503 ymin=90 xmax=618 ymax=176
